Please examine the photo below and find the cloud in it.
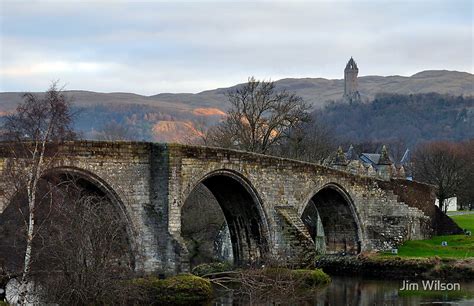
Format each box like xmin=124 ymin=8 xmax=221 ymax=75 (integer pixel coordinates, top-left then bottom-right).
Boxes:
xmin=1 ymin=0 xmax=472 ymax=94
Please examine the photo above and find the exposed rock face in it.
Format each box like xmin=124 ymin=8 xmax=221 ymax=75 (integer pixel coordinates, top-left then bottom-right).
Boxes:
xmin=1 ymin=70 xmax=471 ymax=143
xmin=152 ymin=121 xmax=203 ymax=143
xmin=192 ymin=108 xmax=226 ymax=117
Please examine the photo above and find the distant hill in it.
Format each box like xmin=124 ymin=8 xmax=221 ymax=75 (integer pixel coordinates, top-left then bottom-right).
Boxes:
xmin=0 ymin=70 xmax=472 ymax=141
xmin=147 ymin=70 xmax=473 ymax=109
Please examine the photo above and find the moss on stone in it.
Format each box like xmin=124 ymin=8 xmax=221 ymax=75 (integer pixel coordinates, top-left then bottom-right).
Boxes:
xmin=260 ymin=267 xmax=331 ymax=288
xmin=130 ymin=273 xmax=213 ymax=305
xmin=191 ymin=262 xmax=233 ymax=277
xmin=291 ymin=269 xmax=332 ymax=287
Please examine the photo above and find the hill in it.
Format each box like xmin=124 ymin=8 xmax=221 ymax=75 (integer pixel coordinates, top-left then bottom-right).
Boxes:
xmin=0 ymin=70 xmax=472 ymax=142
xmin=149 ymin=70 xmax=473 ymax=108
xmin=318 ymin=92 xmax=474 ymax=146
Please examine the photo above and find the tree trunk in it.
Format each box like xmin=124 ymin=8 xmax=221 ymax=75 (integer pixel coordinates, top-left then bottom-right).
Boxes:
xmin=440 ymin=197 xmax=447 ymax=214
xmin=18 ymin=141 xmax=46 ymax=305
xmin=18 ymin=182 xmax=37 ymax=304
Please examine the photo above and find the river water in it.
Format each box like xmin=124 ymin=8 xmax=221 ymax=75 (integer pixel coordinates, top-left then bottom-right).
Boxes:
xmin=211 ymin=276 xmax=474 ymax=305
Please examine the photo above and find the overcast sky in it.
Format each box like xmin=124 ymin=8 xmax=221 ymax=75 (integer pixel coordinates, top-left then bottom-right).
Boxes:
xmin=1 ymin=0 xmax=472 ymax=95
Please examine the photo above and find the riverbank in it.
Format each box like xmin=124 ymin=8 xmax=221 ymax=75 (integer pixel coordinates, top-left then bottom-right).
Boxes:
xmin=383 ymin=213 xmax=473 ymax=258
xmin=315 ymin=254 xmax=474 ymax=281
xmin=380 ymin=234 xmax=473 ymax=258
xmin=212 ymin=275 xmax=474 ymax=305
xmin=314 ymin=213 xmax=474 ymax=280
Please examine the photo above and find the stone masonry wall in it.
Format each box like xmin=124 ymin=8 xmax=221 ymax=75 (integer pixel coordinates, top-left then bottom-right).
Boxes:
xmin=0 ymin=141 xmax=173 ymax=273
xmin=165 ymin=144 xmax=436 ymax=269
xmin=0 ymin=141 xmax=455 ymax=275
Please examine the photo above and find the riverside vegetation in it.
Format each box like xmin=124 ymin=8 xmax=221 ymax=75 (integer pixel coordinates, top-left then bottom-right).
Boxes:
xmin=316 ymin=214 xmax=474 ymax=281
xmin=381 ymin=214 xmax=473 ymax=259
xmin=121 ymin=265 xmax=331 ymax=305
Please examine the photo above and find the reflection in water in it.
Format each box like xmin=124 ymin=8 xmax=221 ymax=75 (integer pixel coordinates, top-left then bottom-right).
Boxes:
xmin=212 ymin=276 xmax=474 ymax=306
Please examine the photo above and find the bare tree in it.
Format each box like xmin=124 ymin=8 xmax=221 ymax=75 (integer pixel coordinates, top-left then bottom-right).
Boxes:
xmin=412 ymin=141 xmax=468 ymax=213
xmin=38 ymin=177 xmax=133 ymax=304
xmin=94 ymin=120 xmax=134 ymax=141
xmin=183 ymin=117 xmax=209 ymax=145
xmin=457 ymin=140 xmax=474 ymax=210
xmin=277 ymin=117 xmax=337 ymax=164
xmin=0 ymin=174 xmax=133 ymax=304
xmin=206 ymin=77 xmax=310 ymax=154
xmin=1 ymin=82 xmax=75 ymax=304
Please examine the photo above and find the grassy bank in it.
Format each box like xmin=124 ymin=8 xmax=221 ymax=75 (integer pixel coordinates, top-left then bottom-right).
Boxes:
xmin=451 ymin=213 xmax=474 ymax=232
xmin=382 ymin=213 xmax=474 ymax=259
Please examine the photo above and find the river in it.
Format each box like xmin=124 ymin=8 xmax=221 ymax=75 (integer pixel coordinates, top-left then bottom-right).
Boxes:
xmin=211 ymin=276 xmax=474 ymax=305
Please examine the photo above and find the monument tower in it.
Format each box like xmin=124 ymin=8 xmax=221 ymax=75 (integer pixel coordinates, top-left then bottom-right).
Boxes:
xmin=344 ymin=57 xmax=361 ymax=103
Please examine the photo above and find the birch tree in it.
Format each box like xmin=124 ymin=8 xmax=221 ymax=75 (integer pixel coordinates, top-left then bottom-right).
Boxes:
xmin=1 ymin=82 xmax=75 ymax=304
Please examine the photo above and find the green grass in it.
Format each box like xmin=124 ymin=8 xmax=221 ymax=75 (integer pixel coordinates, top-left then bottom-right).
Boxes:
xmin=450 ymin=214 xmax=474 ymax=232
xmin=382 ymin=214 xmax=474 ymax=259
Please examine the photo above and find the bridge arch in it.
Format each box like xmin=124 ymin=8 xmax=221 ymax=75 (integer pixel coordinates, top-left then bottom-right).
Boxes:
xmin=181 ymin=169 xmax=270 ymax=266
xmin=42 ymin=166 xmax=138 ymax=261
xmin=0 ymin=167 xmax=136 ymax=270
xmin=301 ymin=183 xmax=363 ymax=254
xmin=43 ymin=167 xmax=134 ymax=226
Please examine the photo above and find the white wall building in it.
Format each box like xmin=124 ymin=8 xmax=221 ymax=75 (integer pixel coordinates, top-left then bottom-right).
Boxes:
xmin=435 ymin=197 xmax=457 ymax=212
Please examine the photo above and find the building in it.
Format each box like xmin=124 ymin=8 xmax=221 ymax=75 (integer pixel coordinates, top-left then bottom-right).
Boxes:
xmin=328 ymin=145 xmax=407 ymax=180
xmin=329 ymin=146 xmax=459 ymax=212
xmin=435 ymin=197 xmax=458 ymax=212
xmin=344 ymin=57 xmax=361 ymax=103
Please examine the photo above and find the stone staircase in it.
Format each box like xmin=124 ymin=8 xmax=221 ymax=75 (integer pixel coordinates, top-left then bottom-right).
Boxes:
xmin=275 ymin=206 xmax=316 ymax=266
xmin=379 ymin=179 xmax=462 ymax=235
xmin=382 ymin=188 xmax=462 ymax=236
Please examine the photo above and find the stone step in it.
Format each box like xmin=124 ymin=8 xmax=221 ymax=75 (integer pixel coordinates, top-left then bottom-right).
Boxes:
xmin=384 ymin=190 xmax=428 ymax=219
xmin=275 ymin=206 xmax=315 ymax=244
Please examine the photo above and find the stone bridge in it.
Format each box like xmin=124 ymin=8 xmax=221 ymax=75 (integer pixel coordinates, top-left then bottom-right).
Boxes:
xmin=0 ymin=141 xmax=460 ymax=274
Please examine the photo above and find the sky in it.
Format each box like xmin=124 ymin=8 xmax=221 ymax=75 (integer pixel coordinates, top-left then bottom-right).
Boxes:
xmin=0 ymin=0 xmax=472 ymax=95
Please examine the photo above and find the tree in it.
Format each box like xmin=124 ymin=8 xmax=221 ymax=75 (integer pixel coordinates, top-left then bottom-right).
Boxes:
xmin=276 ymin=117 xmax=337 ymax=164
xmin=38 ymin=177 xmax=133 ymax=304
xmin=1 ymin=82 xmax=76 ymax=304
xmin=206 ymin=77 xmax=310 ymax=154
xmin=0 ymin=175 xmax=133 ymax=304
xmin=457 ymin=140 xmax=474 ymax=210
xmin=412 ymin=141 xmax=468 ymax=213
xmin=94 ymin=120 xmax=134 ymax=141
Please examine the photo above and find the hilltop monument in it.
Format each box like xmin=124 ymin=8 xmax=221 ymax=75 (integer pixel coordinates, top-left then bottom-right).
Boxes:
xmin=344 ymin=57 xmax=361 ymax=103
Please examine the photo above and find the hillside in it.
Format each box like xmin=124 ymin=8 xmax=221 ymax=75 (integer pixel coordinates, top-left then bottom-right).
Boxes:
xmin=149 ymin=70 xmax=473 ymax=108
xmin=319 ymin=92 xmax=474 ymax=146
xmin=0 ymin=70 xmax=472 ymax=142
